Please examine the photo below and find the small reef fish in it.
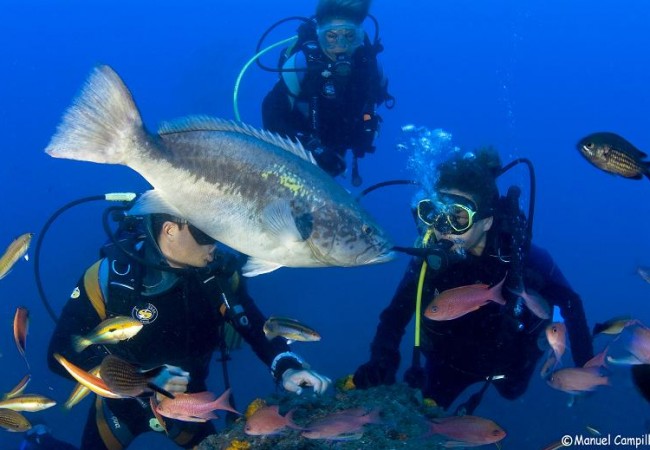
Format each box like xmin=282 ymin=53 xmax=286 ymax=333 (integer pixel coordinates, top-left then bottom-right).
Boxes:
xmin=425 ymin=276 xmax=506 ymax=321
xmin=0 ymin=233 xmax=33 ymax=279
xmin=73 ymin=316 xmax=143 ymax=352
xmin=3 ymin=374 xmax=31 ymax=400
xmin=154 ymin=389 xmax=240 ymax=422
xmin=100 ymin=354 xmax=172 ymax=399
xmin=263 ymin=316 xmax=321 ymax=343
xmin=302 ymin=408 xmax=382 ymax=440
xmin=0 ymin=394 xmax=56 ymax=412
xmin=606 ymin=323 xmax=650 ymax=365
xmin=509 ymin=285 xmax=551 ymax=320
xmin=547 ymin=367 xmax=609 ymax=394
xmin=546 ymin=322 xmax=567 ymax=362
xmin=0 ymin=408 xmax=31 ymax=432
xmin=64 ymin=366 xmax=101 ymax=409
xmin=592 ymin=316 xmax=637 ymax=337
xmin=244 ymin=405 xmax=302 ymax=436
xmin=577 ymin=132 xmax=650 ymax=180
xmin=13 ymin=307 xmax=29 ymax=371
xmin=428 ymin=415 xmax=507 ymax=447
xmin=53 ymin=353 xmax=125 ymax=399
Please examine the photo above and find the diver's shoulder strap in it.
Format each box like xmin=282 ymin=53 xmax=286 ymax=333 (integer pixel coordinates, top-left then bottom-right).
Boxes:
xmin=83 ymin=259 xmax=107 ymax=320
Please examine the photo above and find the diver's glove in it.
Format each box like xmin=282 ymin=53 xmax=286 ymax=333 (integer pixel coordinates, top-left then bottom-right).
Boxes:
xmin=152 ymin=365 xmax=190 ymax=401
xmin=353 ymin=352 xmax=399 ymax=389
xmin=282 ymin=368 xmax=332 ymax=395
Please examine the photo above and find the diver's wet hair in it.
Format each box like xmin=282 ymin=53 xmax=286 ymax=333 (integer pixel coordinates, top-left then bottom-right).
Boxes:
xmin=315 ymin=0 xmax=372 ymax=24
xmin=434 ymin=147 xmax=502 ymax=214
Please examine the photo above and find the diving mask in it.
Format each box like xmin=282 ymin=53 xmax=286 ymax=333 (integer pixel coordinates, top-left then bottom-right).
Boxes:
xmin=188 ymin=223 xmax=217 ymax=246
xmin=317 ymin=21 xmax=364 ymax=53
xmin=417 ymin=193 xmax=489 ymax=235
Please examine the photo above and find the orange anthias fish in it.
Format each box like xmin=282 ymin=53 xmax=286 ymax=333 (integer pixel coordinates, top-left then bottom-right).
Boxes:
xmin=425 ymin=276 xmax=506 ymax=321
xmin=547 ymin=367 xmax=609 ymax=394
xmin=53 ymin=353 xmax=125 ymax=399
xmin=244 ymin=405 xmax=302 ymax=436
xmin=509 ymin=285 xmax=551 ymax=320
xmin=428 ymin=415 xmax=507 ymax=447
xmin=302 ymin=408 xmax=382 ymax=440
xmin=546 ymin=322 xmax=567 ymax=362
xmin=13 ymin=307 xmax=29 ymax=371
xmin=154 ymin=389 xmax=240 ymax=422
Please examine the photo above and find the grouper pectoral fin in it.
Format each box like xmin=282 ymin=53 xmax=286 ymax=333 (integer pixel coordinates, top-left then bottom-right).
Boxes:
xmin=129 ymin=190 xmax=185 ymax=218
xmin=263 ymin=201 xmax=311 ymax=244
xmin=242 ymin=257 xmax=283 ymax=277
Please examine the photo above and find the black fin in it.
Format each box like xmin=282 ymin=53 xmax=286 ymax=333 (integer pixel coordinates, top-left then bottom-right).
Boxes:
xmin=147 ymin=382 xmax=175 ymax=399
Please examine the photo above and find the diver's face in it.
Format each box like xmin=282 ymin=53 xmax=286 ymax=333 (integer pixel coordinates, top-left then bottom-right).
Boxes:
xmin=158 ymin=222 xmax=215 ymax=268
xmin=317 ymin=19 xmax=363 ymax=59
xmin=432 ymin=189 xmax=493 ymax=256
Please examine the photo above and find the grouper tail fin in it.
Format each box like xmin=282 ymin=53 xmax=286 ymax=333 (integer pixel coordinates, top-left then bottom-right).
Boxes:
xmin=45 ymin=65 xmax=143 ymax=165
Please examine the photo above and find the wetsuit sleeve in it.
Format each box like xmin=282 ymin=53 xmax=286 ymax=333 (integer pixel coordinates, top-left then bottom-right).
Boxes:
xmin=368 ymin=258 xmax=421 ymax=363
xmin=47 ymin=272 xmax=109 ymax=379
xmin=229 ymin=277 xmax=303 ymax=380
xmin=526 ymin=245 xmax=594 ymax=366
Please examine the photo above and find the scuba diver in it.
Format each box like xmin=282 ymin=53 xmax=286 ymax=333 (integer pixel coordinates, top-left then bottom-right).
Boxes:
xmin=47 ymin=210 xmax=330 ymax=449
xmin=261 ymin=0 xmax=394 ymax=186
xmin=353 ymin=147 xmax=594 ymax=411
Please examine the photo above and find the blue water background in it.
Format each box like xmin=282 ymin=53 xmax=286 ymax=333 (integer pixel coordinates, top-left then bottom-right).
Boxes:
xmin=1 ymin=0 xmax=649 ymax=448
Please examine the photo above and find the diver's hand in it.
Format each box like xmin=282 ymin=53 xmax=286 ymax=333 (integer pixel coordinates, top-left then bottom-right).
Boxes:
xmin=281 ymin=369 xmax=331 ymax=395
xmin=353 ymin=359 xmax=397 ymax=389
xmin=152 ymin=365 xmax=190 ymax=400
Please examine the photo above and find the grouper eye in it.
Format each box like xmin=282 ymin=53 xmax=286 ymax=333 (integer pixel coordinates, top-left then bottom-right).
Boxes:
xmin=362 ymin=224 xmax=373 ymax=236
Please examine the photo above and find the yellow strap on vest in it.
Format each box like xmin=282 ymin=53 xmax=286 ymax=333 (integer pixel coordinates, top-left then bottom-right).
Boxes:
xmin=95 ymin=397 xmax=123 ymax=450
xmin=414 ymin=229 xmax=435 ymax=348
xmin=84 ymin=260 xmax=107 ymax=320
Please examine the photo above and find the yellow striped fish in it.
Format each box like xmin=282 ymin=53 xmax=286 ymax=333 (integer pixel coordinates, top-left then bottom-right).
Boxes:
xmin=0 ymin=394 xmax=56 ymax=412
xmin=263 ymin=316 xmax=321 ymax=344
xmin=64 ymin=366 xmax=101 ymax=409
xmin=0 ymin=233 xmax=33 ymax=279
xmin=73 ymin=316 xmax=143 ymax=352
xmin=3 ymin=374 xmax=30 ymax=399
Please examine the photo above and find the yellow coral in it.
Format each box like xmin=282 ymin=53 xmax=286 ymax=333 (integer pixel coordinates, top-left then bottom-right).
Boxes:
xmin=244 ymin=398 xmax=266 ymax=419
xmin=225 ymin=439 xmax=251 ymax=450
xmin=336 ymin=374 xmax=356 ymax=391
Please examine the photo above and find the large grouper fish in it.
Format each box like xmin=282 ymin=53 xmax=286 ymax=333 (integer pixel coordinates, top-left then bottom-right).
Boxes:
xmin=45 ymin=66 xmax=394 ymax=276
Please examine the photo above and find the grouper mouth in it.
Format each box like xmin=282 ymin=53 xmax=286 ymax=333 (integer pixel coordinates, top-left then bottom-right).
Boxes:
xmin=357 ymin=248 xmax=396 ymax=265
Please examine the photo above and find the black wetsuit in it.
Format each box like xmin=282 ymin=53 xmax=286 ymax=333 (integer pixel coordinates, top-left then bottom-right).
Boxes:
xmin=48 ymin=243 xmax=301 ymax=450
xmin=355 ymin=241 xmax=594 ymax=409
xmin=262 ymin=36 xmax=388 ymax=178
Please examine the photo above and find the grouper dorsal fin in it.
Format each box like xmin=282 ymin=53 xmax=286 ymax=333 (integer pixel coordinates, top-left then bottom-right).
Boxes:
xmin=128 ymin=190 xmax=185 ymax=218
xmin=158 ymin=116 xmax=317 ymax=165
